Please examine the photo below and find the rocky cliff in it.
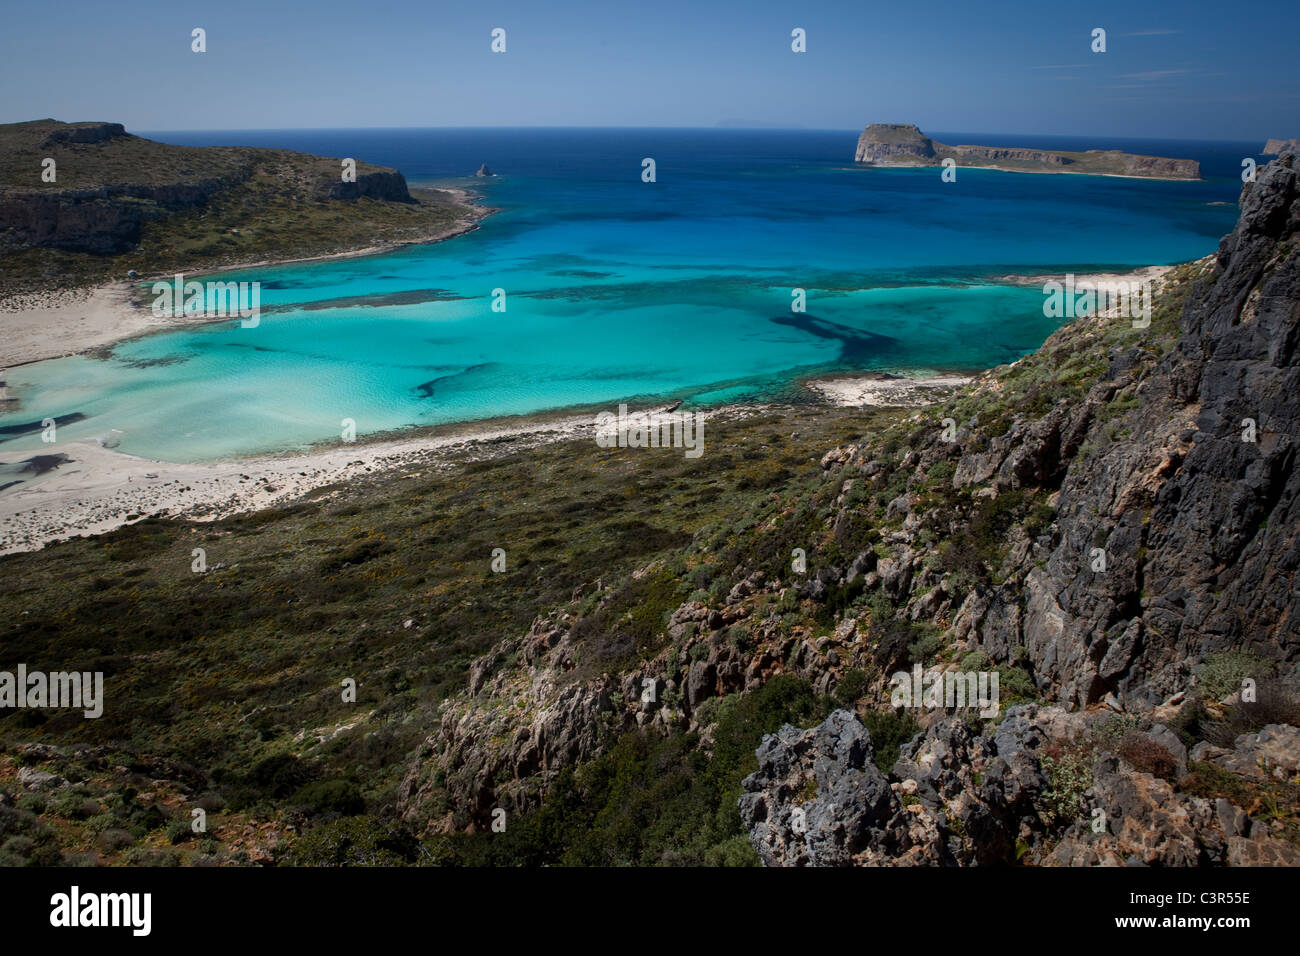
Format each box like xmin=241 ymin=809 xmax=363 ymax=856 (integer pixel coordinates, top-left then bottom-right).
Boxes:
xmin=739 ymin=705 xmax=1300 ymax=866
xmin=0 ymin=119 xmax=438 ymax=286
xmin=955 ymin=150 xmax=1299 ymax=706
xmin=321 ymin=170 xmax=414 ymax=203
xmin=855 ymin=124 xmax=1201 ymax=179
xmin=1265 ymin=138 xmax=1300 ymax=155
xmin=396 ymin=153 xmax=1298 ymax=866
xmin=0 ymin=176 xmax=248 ymax=254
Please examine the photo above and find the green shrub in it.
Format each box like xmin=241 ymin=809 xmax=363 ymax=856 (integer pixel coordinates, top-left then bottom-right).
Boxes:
xmin=1198 ymin=651 xmax=1273 ymax=701
xmin=289 ymin=779 xmax=366 ymax=818
xmin=284 ymin=816 xmax=421 ymax=866
xmin=15 ymin=793 xmax=46 ymax=814
xmin=996 ymin=664 xmax=1037 ymax=706
xmin=860 ymin=709 xmax=920 ymax=774
xmin=166 ymin=818 xmax=197 ymax=844
xmin=1040 ymin=735 xmax=1096 ymax=828
xmin=835 ymin=668 xmax=871 ymax=706
xmin=906 ymin=627 xmax=942 ymax=665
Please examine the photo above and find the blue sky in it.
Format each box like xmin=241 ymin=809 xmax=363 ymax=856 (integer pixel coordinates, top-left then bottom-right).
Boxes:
xmin=1 ymin=0 xmax=1295 ymax=139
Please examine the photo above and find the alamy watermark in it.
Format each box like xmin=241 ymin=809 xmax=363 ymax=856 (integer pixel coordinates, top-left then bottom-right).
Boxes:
xmin=151 ymin=273 xmax=261 ymax=328
xmin=50 ymin=886 xmax=150 ymax=936
xmin=0 ymin=665 xmax=103 ymax=718
xmin=890 ymin=663 xmax=999 ymax=718
xmin=595 ymin=403 xmax=704 ymax=458
xmin=1042 ymin=273 xmax=1153 ymax=328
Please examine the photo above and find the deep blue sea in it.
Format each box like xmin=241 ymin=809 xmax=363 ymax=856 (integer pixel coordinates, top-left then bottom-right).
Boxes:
xmin=1 ymin=128 xmax=1252 ymax=461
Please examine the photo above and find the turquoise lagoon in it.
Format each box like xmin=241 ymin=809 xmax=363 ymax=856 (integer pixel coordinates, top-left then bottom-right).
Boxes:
xmin=0 ymin=128 xmax=1248 ymax=462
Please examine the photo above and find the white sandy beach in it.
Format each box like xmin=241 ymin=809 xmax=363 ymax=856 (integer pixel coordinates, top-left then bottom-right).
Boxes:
xmin=802 ymin=374 xmax=972 ymax=406
xmin=0 ymin=412 xmax=601 ymax=555
xmin=0 ymin=370 xmax=968 ymax=555
xmin=1 ymin=187 xmax=488 ymax=369
xmin=988 ymin=264 xmax=1175 ymax=290
xmin=0 ymin=253 xmax=1158 ymax=555
xmin=2 ymin=282 xmax=157 ymax=368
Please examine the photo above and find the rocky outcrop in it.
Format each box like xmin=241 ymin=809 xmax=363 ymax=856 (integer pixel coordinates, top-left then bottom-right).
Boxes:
xmin=1009 ymin=151 xmax=1298 ymax=704
xmin=1264 ymin=138 xmax=1300 ymax=155
xmin=853 ymin=124 xmax=937 ymax=163
xmin=0 ymin=176 xmax=245 ymax=254
xmin=321 ymin=170 xmax=413 ymax=203
xmin=855 ymin=124 xmax=1201 ymax=180
xmin=822 ymin=151 xmax=1300 ymax=708
xmin=474 ymin=164 xmax=493 ymax=177
xmin=397 ymin=576 xmax=877 ymax=833
xmin=740 ymin=706 xmax=1300 ymax=866
xmin=39 ymin=122 xmax=126 ymax=147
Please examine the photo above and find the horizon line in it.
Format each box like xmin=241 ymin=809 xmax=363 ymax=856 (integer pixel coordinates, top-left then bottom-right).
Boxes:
xmin=121 ymin=124 xmax=1270 ymax=144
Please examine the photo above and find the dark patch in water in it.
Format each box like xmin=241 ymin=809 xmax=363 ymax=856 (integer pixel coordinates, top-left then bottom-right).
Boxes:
xmin=549 ymin=269 xmax=615 ymax=279
xmin=415 ymin=363 xmax=497 ymax=398
xmin=114 ymin=354 xmax=191 ymax=370
xmin=261 ymin=288 xmax=467 ymax=315
xmin=0 ymin=412 xmax=86 ymax=440
xmin=258 ymin=280 xmax=312 ymax=291
xmin=771 ymin=313 xmax=899 ymax=364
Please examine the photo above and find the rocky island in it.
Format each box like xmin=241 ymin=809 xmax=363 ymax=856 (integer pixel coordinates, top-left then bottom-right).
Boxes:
xmin=855 ymin=123 xmax=1202 ymax=180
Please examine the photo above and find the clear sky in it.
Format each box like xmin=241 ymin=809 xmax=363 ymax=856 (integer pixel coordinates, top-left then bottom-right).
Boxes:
xmin=2 ymin=0 xmax=1296 ymax=140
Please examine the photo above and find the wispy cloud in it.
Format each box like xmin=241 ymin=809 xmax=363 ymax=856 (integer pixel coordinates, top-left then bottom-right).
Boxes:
xmin=1117 ymin=69 xmax=1191 ymax=80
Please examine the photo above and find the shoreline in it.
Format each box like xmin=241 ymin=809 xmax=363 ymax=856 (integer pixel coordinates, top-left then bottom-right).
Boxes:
xmin=800 ymin=373 xmax=973 ymax=406
xmin=851 ymin=162 xmax=1201 ymax=182
xmin=0 ymin=405 xmax=611 ymax=556
xmin=0 ymin=210 xmax=1186 ymax=554
xmin=986 ymin=264 xmax=1175 ymax=288
xmin=0 ymin=372 xmax=967 ymax=555
xmin=0 ymin=187 xmax=493 ymax=369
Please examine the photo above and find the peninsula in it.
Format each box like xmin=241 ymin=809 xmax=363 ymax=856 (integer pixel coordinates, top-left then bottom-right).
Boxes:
xmin=855 ymin=124 xmax=1201 ymax=179
xmin=0 ymin=119 xmax=487 ymax=298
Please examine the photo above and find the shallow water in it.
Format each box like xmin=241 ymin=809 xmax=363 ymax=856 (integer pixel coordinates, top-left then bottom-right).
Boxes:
xmin=0 ymin=128 xmax=1248 ymax=462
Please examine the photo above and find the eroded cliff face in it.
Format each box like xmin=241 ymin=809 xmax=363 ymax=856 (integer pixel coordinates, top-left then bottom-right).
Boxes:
xmin=321 ymin=170 xmax=414 ymax=203
xmin=738 ymin=705 xmax=1300 ymax=866
xmin=961 ymin=151 xmax=1299 ymax=707
xmin=397 ymin=155 xmax=1297 ymax=864
xmin=0 ymin=119 xmax=415 ymax=256
xmin=853 ymin=123 xmax=938 ymax=163
xmin=0 ymin=177 xmax=248 ymax=254
xmin=854 ymin=123 xmax=1201 ymax=179
xmin=1265 ymin=138 xmax=1300 ymax=155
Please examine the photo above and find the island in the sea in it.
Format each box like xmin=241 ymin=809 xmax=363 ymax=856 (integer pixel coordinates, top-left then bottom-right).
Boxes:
xmin=855 ymin=123 xmax=1201 ymax=180
xmin=1265 ymin=137 xmax=1300 ymax=154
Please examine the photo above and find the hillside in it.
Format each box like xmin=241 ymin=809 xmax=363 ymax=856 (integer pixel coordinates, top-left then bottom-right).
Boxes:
xmin=0 ymin=154 xmax=1296 ymax=867
xmin=855 ymin=124 xmax=1202 ymax=179
xmin=0 ymin=120 xmax=485 ymax=297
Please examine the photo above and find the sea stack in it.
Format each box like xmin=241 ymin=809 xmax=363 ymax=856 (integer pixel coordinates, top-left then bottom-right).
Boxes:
xmin=475 ymin=163 xmax=493 ymax=177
